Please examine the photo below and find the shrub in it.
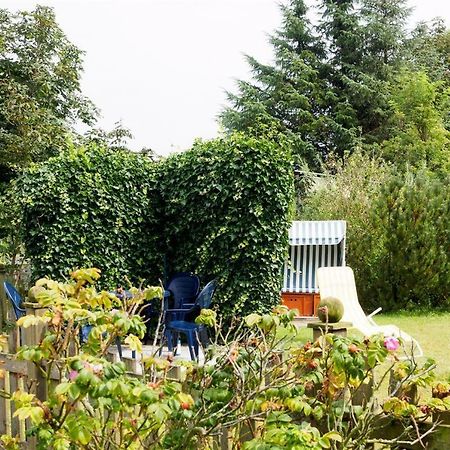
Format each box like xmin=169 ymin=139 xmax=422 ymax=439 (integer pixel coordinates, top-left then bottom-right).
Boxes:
xmin=372 ymin=170 xmax=449 ymax=309
xmin=16 ymin=145 xmax=163 ymax=288
xmin=301 ymin=152 xmax=392 ymax=310
xmin=159 ymin=133 xmax=294 ymax=317
xmin=3 ymin=270 xmax=446 ymax=449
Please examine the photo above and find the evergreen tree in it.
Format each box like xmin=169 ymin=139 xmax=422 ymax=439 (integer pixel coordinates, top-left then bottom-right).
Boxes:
xmin=360 ymin=0 xmax=410 ymax=78
xmin=221 ymin=0 xmax=413 ymax=167
xmin=355 ymin=0 xmax=410 ymax=142
xmin=316 ymin=0 xmax=363 ymax=154
xmin=220 ymin=0 xmax=333 ymax=169
xmin=318 ymin=0 xmax=411 ymax=145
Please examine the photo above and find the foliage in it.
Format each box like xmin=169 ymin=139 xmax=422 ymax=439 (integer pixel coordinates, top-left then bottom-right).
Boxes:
xmin=301 ymin=152 xmax=391 ymax=309
xmin=221 ymin=0 xmax=418 ymax=166
xmin=380 ymin=71 xmax=450 ymax=173
xmin=0 ymin=6 xmax=97 ymax=183
xmin=302 ymin=153 xmax=449 ymax=311
xmin=159 ymin=132 xmax=294 ymax=317
xmin=372 ymin=170 xmax=449 ymax=309
xmin=82 ymin=121 xmax=134 ymax=152
xmin=0 ymin=185 xmax=22 ymax=266
xmin=406 ymin=18 xmax=450 ymax=92
xmin=15 ymin=144 xmax=162 ymax=288
xmin=1 ymin=270 xmax=447 ymax=449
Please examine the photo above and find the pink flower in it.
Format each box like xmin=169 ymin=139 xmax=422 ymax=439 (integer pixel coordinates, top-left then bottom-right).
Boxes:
xmin=69 ymin=370 xmax=79 ymax=381
xmin=384 ymin=336 xmax=400 ymax=351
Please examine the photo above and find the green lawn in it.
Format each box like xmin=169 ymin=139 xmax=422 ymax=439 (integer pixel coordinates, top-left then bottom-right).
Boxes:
xmin=375 ymin=311 xmax=450 ymax=381
xmin=296 ymin=311 xmax=450 ymax=381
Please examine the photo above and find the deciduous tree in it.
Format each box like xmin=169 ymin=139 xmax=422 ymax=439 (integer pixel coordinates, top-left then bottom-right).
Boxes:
xmin=0 ymin=6 xmax=97 ymax=184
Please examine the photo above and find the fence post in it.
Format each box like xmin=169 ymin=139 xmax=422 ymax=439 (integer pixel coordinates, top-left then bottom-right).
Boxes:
xmin=22 ymin=302 xmax=48 ymax=401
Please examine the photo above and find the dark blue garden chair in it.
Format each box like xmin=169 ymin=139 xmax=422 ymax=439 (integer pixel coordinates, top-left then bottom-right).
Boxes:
xmin=3 ymin=281 xmax=25 ymax=320
xmin=164 ymin=279 xmax=217 ymax=360
xmin=165 ymin=272 xmax=200 ymax=312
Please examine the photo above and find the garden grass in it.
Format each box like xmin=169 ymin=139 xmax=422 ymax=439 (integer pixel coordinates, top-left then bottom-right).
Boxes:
xmin=295 ymin=311 xmax=450 ymax=381
xmin=375 ymin=311 xmax=450 ymax=381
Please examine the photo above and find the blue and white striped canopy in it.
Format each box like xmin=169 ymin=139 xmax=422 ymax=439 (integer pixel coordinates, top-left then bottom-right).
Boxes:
xmin=283 ymin=221 xmax=346 ymax=293
xmin=289 ymin=220 xmax=346 ymax=246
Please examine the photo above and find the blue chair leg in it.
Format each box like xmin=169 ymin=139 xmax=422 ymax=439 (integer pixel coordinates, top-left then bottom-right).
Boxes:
xmin=173 ymin=332 xmax=180 ymax=355
xmin=116 ymin=337 xmax=123 ymax=359
xmin=193 ymin=331 xmax=199 ymax=359
xmin=159 ymin=329 xmax=173 ymax=356
xmin=186 ymin=331 xmax=197 ymax=360
xmin=167 ymin=329 xmax=174 ymax=353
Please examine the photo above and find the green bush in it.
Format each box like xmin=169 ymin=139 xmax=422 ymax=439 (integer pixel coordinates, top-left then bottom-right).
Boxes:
xmin=17 ymin=145 xmax=163 ymax=287
xmin=373 ymin=171 xmax=449 ymax=309
xmin=159 ymin=133 xmax=294 ymax=317
xmin=301 ymin=152 xmax=391 ymax=310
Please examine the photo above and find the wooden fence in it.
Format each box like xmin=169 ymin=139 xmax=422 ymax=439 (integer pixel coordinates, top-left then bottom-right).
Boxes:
xmin=0 ymin=302 xmax=51 ymax=448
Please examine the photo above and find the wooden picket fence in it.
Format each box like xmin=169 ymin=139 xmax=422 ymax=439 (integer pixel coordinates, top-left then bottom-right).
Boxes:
xmin=0 ymin=303 xmax=50 ymax=448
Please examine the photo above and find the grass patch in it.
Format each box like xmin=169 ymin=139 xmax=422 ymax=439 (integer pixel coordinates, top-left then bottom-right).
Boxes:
xmin=375 ymin=311 xmax=450 ymax=381
xmin=295 ymin=311 xmax=450 ymax=381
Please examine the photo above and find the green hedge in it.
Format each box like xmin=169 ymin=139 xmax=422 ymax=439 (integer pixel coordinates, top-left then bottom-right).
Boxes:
xmin=16 ymin=135 xmax=294 ymax=317
xmin=159 ymin=133 xmax=294 ymax=317
xmin=18 ymin=145 xmax=163 ymax=287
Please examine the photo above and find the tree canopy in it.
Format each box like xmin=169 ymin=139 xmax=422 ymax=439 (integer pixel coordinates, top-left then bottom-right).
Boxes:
xmin=221 ymin=0 xmax=449 ymax=173
xmin=0 ymin=6 xmax=97 ymax=185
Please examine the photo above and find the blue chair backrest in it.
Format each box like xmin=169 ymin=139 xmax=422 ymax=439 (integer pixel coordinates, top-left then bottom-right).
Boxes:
xmin=166 ymin=272 xmax=200 ymax=307
xmin=195 ymin=280 xmax=217 ymax=309
xmin=3 ymin=281 xmax=25 ymax=319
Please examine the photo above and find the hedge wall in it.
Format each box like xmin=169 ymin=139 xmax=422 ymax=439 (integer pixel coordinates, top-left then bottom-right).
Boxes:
xmin=17 ymin=135 xmax=294 ymax=317
xmin=18 ymin=145 xmax=163 ymax=287
xmin=159 ymin=133 xmax=294 ymax=317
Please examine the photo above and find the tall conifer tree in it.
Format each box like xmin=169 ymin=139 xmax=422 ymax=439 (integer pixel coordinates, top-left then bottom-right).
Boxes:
xmin=221 ymin=0 xmax=333 ymax=169
xmin=221 ymin=0 xmax=414 ymax=166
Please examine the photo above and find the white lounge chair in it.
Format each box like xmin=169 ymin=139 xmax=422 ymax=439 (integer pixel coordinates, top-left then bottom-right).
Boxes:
xmin=317 ymin=266 xmax=423 ymax=357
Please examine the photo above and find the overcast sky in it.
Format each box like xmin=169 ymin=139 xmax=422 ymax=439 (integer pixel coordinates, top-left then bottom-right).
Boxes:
xmin=3 ymin=0 xmax=450 ymax=156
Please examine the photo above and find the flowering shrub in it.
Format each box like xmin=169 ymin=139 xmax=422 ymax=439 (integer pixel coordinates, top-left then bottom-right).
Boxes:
xmin=384 ymin=336 xmax=400 ymax=352
xmin=0 ymin=269 xmax=447 ymax=449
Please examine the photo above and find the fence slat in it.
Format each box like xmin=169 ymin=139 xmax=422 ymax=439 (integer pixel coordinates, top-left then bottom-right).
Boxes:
xmin=4 ymin=371 xmax=11 ymax=437
xmin=17 ymin=376 xmax=26 ymax=442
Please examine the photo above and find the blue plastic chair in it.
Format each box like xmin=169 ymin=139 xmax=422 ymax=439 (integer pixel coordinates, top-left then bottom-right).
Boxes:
xmin=165 ymin=279 xmax=217 ymax=360
xmin=3 ymin=281 xmax=25 ymax=319
xmin=165 ymin=272 xmax=200 ymax=311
